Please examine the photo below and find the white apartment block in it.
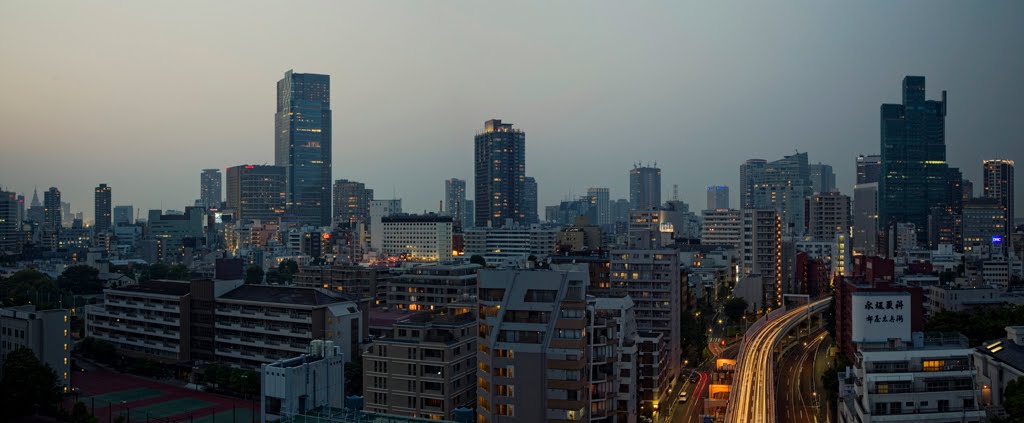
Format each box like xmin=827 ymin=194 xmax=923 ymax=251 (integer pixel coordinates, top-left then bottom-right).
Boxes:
xmin=463 ymin=225 xmax=557 ymax=265
xmin=381 ymin=215 xmax=453 ymax=262
xmin=0 ymin=306 xmax=71 ymax=390
xmin=700 ymin=209 xmax=742 ymax=248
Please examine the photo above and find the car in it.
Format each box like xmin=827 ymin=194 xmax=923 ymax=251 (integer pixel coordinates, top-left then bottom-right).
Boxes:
xmin=689 ymin=373 xmax=699 ymax=383
xmin=678 ymin=391 xmax=688 ymax=403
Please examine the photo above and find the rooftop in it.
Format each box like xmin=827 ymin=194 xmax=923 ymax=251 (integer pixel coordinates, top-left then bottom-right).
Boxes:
xmin=110 ymin=280 xmax=191 ymax=297
xmin=219 ymin=285 xmax=352 ymax=306
xmin=977 ymin=327 xmax=1024 ymax=373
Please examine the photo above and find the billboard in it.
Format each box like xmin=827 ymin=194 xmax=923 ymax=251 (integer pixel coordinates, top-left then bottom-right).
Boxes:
xmin=851 ymin=292 xmax=911 ymax=343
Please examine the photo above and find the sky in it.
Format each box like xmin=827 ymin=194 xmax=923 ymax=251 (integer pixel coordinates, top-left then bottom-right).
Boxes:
xmin=1 ymin=1 xmax=1022 ymax=222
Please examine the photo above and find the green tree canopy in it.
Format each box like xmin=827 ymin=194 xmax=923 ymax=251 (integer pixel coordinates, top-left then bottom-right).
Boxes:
xmin=167 ymin=264 xmax=190 ymax=280
xmin=245 ymin=265 xmax=264 ymax=284
xmin=0 ymin=348 xmax=64 ymax=420
xmin=925 ymin=305 xmax=1024 ymax=346
xmin=469 ymin=255 xmax=486 ymax=266
xmin=58 ymin=265 xmax=104 ymax=295
xmin=724 ymin=298 xmax=749 ymax=323
xmin=1 ymin=268 xmax=61 ymax=308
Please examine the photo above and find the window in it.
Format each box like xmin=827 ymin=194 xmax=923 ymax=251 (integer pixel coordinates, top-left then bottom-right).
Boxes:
xmin=496 ymin=404 xmax=514 ymax=416
xmin=922 ymin=360 xmax=944 ymax=372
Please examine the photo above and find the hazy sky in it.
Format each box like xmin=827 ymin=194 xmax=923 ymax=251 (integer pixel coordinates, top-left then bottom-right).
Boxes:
xmin=2 ymin=1 xmax=1022 ymax=221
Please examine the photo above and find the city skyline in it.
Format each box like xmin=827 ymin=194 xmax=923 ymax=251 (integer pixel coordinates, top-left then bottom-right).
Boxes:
xmin=1 ymin=2 xmax=1023 ymax=222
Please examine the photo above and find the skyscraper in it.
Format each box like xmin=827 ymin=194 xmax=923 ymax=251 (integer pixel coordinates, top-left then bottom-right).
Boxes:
xmin=742 ymin=209 xmax=782 ymax=308
xmin=586 ymin=187 xmax=611 ymax=226
xmin=746 ymin=152 xmax=813 ymax=236
xmin=856 ymin=155 xmax=882 ymax=185
xmin=444 ymin=178 xmax=466 ymax=229
xmin=200 ymin=169 xmax=222 ymax=209
xmin=879 ymin=76 xmax=949 ymax=243
xmin=94 ymin=183 xmax=112 ymax=233
xmin=853 ymin=183 xmax=879 ymax=256
xmin=523 ymin=176 xmax=538 ymax=225
xmin=739 ymin=159 xmax=767 ymax=209
xmin=225 ymin=165 xmax=287 ymax=224
xmin=629 ymin=165 xmax=661 ymax=211
xmin=808 ymin=163 xmax=836 ymax=193
xmin=333 ymin=179 xmax=373 ymax=226
xmin=805 ymin=191 xmax=851 ymax=241
xmin=474 ymin=119 xmax=525 ymax=228
xmin=113 ymin=205 xmax=134 ymax=226
xmin=275 ymin=70 xmax=332 ymax=226
xmin=0 ymin=190 xmax=20 ymax=254
xmin=706 ymin=185 xmax=729 ymax=210
xmin=983 ymin=159 xmax=1015 ymax=240
xmin=43 ymin=187 xmax=61 ymax=248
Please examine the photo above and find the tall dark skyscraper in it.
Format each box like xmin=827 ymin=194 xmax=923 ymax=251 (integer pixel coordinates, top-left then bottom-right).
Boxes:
xmin=856 ymin=154 xmax=882 ymax=185
xmin=808 ymin=163 xmax=836 ymax=193
xmin=94 ymin=183 xmax=112 ymax=232
xmin=523 ymin=176 xmax=538 ymax=225
xmin=444 ymin=178 xmax=466 ymax=229
xmin=474 ymin=119 xmax=525 ymax=228
xmin=200 ymin=169 xmax=222 ymax=209
xmin=334 ymin=179 xmax=373 ymax=226
xmin=629 ymin=165 xmax=661 ymax=211
xmin=879 ymin=76 xmax=949 ymax=243
xmin=275 ymin=70 xmax=332 ymax=226
xmin=43 ymin=187 xmax=61 ymax=248
xmin=983 ymin=159 xmax=1015 ymax=239
xmin=740 ymin=159 xmax=767 ymax=209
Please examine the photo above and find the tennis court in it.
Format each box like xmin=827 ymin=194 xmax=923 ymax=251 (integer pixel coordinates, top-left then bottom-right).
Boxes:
xmin=132 ymin=398 xmax=215 ymax=419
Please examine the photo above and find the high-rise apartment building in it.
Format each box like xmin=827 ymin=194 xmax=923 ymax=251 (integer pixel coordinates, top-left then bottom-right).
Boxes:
xmin=370 ymin=199 xmax=402 ymax=252
xmin=200 ymin=169 xmax=222 ymax=209
xmin=380 ymin=214 xmax=453 ymax=262
xmin=476 ymin=266 xmax=589 ymax=422
xmin=42 ymin=187 xmax=61 ymax=248
xmin=706 ymin=185 xmax=729 ymax=210
xmin=474 ymin=119 xmax=526 ymax=228
xmin=226 ymin=165 xmax=287 ymax=224
xmin=387 ymin=264 xmax=479 ymax=311
xmin=445 ymin=178 xmax=467 ymax=229
xmin=983 ymin=159 xmax=1014 ymax=241
xmin=808 ymin=163 xmax=836 ymax=194
xmin=609 ymin=248 xmax=682 ymax=379
xmin=629 ymin=165 xmax=661 ymax=211
xmin=805 ymin=191 xmax=851 ymax=241
xmin=701 ymin=208 xmax=742 ymax=248
xmin=879 ymin=76 xmax=950 ymax=243
xmin=853 ymin=183 xmax=879 ymax=256
xmin=94 ymin=183 xmax=112 ymax=233
xmin=274 ymin=70 xmax=332 ymax=226
xmin=739 ymin=159 xmax=767 ymax=209
xmin=586 ymin=187 xmax=611 ymax=226
xmin=333 ymin=179 xmax=373 ymax=226
xmin=856 ymin=154 xmax=882 ymax=185
xmin=742 ymin=209 xmax=782 ymax=308
xmin=746 ymin=152 xmax=813 ymax=236
xmin=523 ymin=176 xmax=538 ymax=225
xmin=962 ymin=198 xmax=1007 ymax=255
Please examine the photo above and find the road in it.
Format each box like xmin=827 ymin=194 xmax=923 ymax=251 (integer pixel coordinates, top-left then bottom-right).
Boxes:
xmin=670 ymin=370 xmax=709 ymax=423
xmin=726 ymin=298 xmax=831 ymax=423
xmin=777 ymin=330 xmax=829 ymax=423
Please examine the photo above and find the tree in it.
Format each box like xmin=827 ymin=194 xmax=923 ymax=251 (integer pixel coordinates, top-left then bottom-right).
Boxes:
xmin=245 ymin=265 xmax=264 ymax=284
xmin=58 ymin=265 xmax=104 ymax=295
xmin=1 ymin=268 xmax=61 ymax=308
xmin=1001 ymin=377 xmax=1024 ymax=423
xmin=0 ymin=348 xmax=63 ymax=420
xmin=724 ymin=298 xmax=749 ymax=323
xmin=469 ymin=255 xmax=486 ymax=266
xmin=69 ymin=401 xmax=99 ymax=423
xmin=76 ymin=337 xmax=118 ymax=365
xmin=167 ymin=264 xmax=190 ymax=281
xmin=345 ymin=360 xmax=363 ymax=396
xmin=925 ymin=305 xmax=1024 ymax=346
xmin=140 ymin=263 xmax=170 ymax=282
xmin=278 ymin=259 xmax=299 ymax=276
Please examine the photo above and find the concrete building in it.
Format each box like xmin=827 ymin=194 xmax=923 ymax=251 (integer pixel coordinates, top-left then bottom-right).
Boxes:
xmin=113 ymin=205 xmax=134 ymax=226
xmin=523 ymin=176 xmax=538 ymax=225
xmin=700 ymin=208 xmax=740 ymax=248
xmin=476 ymin=266 xmax=590 ymax=422
xmin=587 ymin=296 xmax=640 ymax=423
xmin=387 ymin=264 xmax=479 ymax=311
xmin=741 ymin=209 xmax=782 ymax=309
xmin=857 ymin=154 xmax=882 ymax=185
xmin=706 ymin=186 xmax=729 ymax=211
xmin=745 ymin=153 xmax=813 ymax=236
xmin=294 ymin=263 xmax=393 ymax=303
xmin=370 ymin=199 xmax=402 ymax=252
xmin=853 ymin=183 xmax=879 ymax=256
xmin=146 ymin=208 xmax=205 ymax=262
xmin=805 ymin=191 xmax=851 ymax=241
xmin=0 ymin=306 xmax=71 ymax=390
xmin=85 ymin=280 xmax=363 ymax=368
xmin=838 ymin=333 xmax=985 ymax=423
xmin=556 ymin=217 xmax=603 ymax=252
xmin=974 ymin=326 xmax=1024 ymax=411
xmin=226 ymin=165 xmax=287 ymax=224
xmin=200 ymin=169 xmax=222 ymax=209
xmin=474 ymin=119 xmax=526 ymax=228
xmin=333 ymin=179 xmax=373 ymax=226
xmin=363 ymin=312 xmax=476 ymax=420
xmin=962 ymin=198 xmax=1007 ymax=256
xmin=261 ymin=340 xmax=345 ymax=421
xmin=609 ymin=248 xmax=681 ymax=382
xmin=923 ymin=285 xmax=1003 ymax=316
xmin=380 ymin=214 xmax=453 ymax=262
xmin=94 ymin=183 xmax=112 ymax=233
xmin=463 ymin=225 xmax=558 ymax=265
xmin=43 ymin=187 xmax=61 ymax=249
xmin=629 ymin=165 xmax=661 ymax=212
